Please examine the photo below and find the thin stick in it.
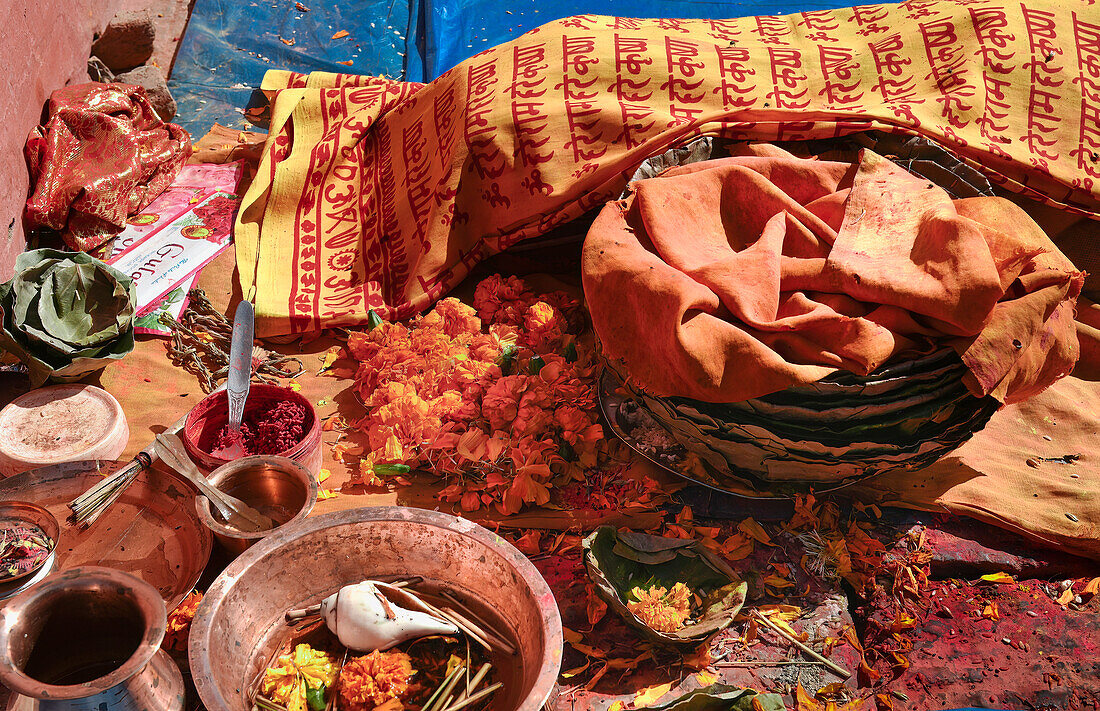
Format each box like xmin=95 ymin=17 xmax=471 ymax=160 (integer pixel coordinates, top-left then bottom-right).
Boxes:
xmin=286 ymin=604 xmax=322 ymax=622
xmin=254 ymin=695 xmax=289 ymax=711
xmin=751 ymin=611 xmax=850 ymax=679
xmin=423 ymin=665 xmax=465 ymax=711
xmin=414 ymin=599 xmax=492 ymax=653
xmin=425 ymin=665 xmax=466 ymax=711
xmin=438 ymin=607 xmax=493 ymax=653
xmin=715 ymin=660 xmax=825 ymax=668
xmin=325 ymin=648 xmax=350 ymax=711
xmin=377 ymin=575 xmax=423 ymax=587
xmin=464 ymin=639 xmax=471 ymax=697
xmin=289 ymin=618 xmax=325 ymax=636
xmin=373 ymin=588 xmax=397 ymax=619
xmin=442 ymin=682 xmax=502 ymax=711
xmin=441 ymin=592 xmax=517 ymax=656
xmin=249 ymin=644 xmax=287 ymax=701
xmin=456 ymin=663 xmax=491 ymax=704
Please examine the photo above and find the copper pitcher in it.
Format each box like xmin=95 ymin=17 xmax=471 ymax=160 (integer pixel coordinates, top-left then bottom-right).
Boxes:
xmin=0 ymin=566 xmax=184 ymax=711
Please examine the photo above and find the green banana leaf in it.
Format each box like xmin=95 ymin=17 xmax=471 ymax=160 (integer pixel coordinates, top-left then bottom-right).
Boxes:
xmin=0 ymin=249 xmax=135 ymax=386
xmin=635 ymin=684 xmax=786 ymax=711
xmin=583 ymin=527 xmax=747 ymax=645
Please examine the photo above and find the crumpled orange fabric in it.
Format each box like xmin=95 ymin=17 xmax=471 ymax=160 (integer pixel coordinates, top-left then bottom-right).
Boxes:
xmin=24 ymin=83 xmax=191 ymax=252
xmin=582 ymin=146 xmax=1084 ymax=405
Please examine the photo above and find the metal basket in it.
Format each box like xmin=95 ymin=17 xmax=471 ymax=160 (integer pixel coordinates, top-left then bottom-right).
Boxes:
xmin=602 ymin=350 xmax=998 ymax=489
xmin=596 ymin=132 xmax=1000 ymax=492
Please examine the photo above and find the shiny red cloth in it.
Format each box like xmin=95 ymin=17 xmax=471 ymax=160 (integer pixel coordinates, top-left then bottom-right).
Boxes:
xmin=24 ymin=83 xmax=191 ymax=252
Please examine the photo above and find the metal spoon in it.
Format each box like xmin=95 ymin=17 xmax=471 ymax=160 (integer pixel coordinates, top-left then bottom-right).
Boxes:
xmin=215 ymin=300 xmax=255 ymax=459
xmin=153 ymin=433 xmax=273 ymax=532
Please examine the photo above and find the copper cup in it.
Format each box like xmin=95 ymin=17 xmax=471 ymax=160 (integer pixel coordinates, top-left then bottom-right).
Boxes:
xmin=0 ymin=501 xmax=59 ymax=587
xmin=195 ymin=455 xmax=317 ymax=557
xmin=0 ymin=566 xmax=184 ymax=711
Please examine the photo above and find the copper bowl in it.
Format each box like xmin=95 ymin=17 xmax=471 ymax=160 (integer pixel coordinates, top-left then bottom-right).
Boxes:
xmin=0 ymin=501 xmax=59 ymax=586
xmin=196 ymin=456 xmax=318 ymax=557
xmin=189 ymin=507 xmax=563 ymax=711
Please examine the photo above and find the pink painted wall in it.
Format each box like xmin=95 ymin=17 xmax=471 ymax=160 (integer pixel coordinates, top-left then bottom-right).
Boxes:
xmin=0 ymin=1 xmax=123 ymax=280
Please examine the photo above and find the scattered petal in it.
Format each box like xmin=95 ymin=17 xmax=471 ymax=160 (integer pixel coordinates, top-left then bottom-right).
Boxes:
xmin=737 ymin=518 xmax=774 ymax=546
xmin=980 ymin=572 xmax=1015 ymax=584
xmin=633 ymin=682 xmax=673 ymax=707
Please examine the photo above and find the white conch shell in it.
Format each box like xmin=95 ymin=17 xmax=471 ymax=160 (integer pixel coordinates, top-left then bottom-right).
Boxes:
xmin=320 ymin=580 xmax=458 ymax=652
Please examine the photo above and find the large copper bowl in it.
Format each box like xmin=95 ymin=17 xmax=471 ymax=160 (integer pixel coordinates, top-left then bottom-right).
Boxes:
xmin=189 ymin=507 xmax=562 ymax=711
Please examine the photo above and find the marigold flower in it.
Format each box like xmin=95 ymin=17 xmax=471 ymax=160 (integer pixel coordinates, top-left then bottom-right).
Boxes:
xmin=522 ymin=301 xmax=565 ymax=350
xmin=343 ymin=273 xmax=652 ymax=517
xmin=627 ymin=583 xmax=694 ymax=633
xmin=338 ymin=650 xmax=414 ymax=711
xmin=261 ymin=644 xmax=339 ymax=711
xmin=481 ymin=375 xmax=527 ymax=430
xmin=423 ymin=297 xmax=482 ymax=337
xmin=473 ymin=274 xmax=532 ymax=324
xmin=162 ymin=590 xmax=202 ymax=651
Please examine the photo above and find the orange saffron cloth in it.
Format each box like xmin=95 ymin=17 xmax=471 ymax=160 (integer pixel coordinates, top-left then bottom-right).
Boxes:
xmin=582 ymin=146 xmax=1083 ymax=404
xmin=236 ymin=0 xmax=1100 ymax=338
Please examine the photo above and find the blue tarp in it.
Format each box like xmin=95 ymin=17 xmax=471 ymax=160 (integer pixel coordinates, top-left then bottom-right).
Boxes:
xmin=168 ymin=0 xmax=423 ymax=137
xmin=421 ymin=0 xmax=860 ymax=80
xmin=170 ymin=0 xmax=862 ymax=137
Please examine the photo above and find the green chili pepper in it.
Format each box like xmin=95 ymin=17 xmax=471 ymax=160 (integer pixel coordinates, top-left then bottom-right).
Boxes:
xmin=305 ymin=683 xmax=327 ymax=711
xmin=373 ymin=463 xmax=412 ymax=475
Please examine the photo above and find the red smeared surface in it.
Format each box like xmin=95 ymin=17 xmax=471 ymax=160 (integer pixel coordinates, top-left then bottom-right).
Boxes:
xmin=518 ymin=507 xmax=1100 ymax=711
xmin=924 ymin=517 xmax=1095 ymax=579
xmin=853 ymin=525 xmax=1100 ymax=710
xmin=863 ymin=578 xmax=1100 ymax=710
xmin=209 ymin=400 xmax=307 ymax=455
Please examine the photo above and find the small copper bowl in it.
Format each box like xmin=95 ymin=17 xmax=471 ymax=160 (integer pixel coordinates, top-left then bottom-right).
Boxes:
xmin=0 ymin=501 xmax=59 ymax=586
xmin=195 ymin=456 xmax=317 ymax=557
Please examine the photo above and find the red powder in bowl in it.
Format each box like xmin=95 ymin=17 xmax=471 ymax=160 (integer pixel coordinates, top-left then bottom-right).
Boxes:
xmin=209 ymin=400 xmax=308 ymax=456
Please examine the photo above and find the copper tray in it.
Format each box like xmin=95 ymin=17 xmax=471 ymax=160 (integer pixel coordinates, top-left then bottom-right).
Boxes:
xmin=0 ymin=460 xmax=211 ymax=609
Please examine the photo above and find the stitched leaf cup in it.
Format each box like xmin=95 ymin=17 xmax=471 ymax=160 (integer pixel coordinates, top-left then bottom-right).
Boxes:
xmin=635 ymin=684 xmax=785 ymax=711
xmin=582 ymin=526 xmax=747 ymax=645
xmin=0 ymin=249 xmax=135 ymax=385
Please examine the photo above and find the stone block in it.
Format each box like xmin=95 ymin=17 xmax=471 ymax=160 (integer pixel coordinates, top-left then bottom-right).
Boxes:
xmin=90 ymin=10 xmax=155 ymax=72
xmin=115 ymin=65 xmax=176 ymax=122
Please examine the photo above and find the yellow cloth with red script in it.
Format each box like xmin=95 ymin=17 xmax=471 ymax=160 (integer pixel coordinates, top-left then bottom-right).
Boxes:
xmin=236 ymin=0 xmax=1100 ymax=337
